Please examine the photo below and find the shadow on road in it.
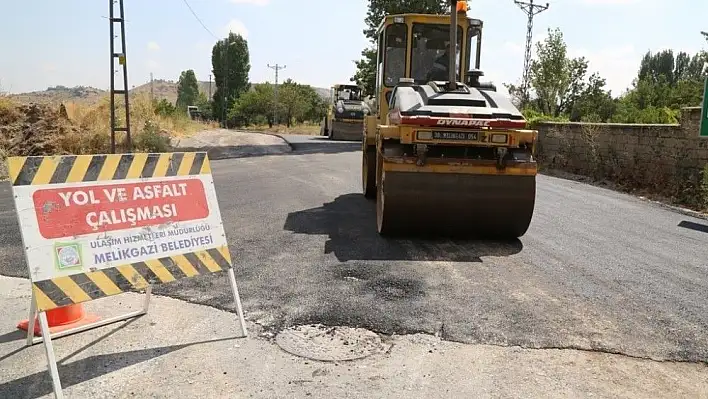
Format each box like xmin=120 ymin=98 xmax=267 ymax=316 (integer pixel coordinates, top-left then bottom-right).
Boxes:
xmin=283 ymin=193 xmax=523 ymax=262
xmin=0 ymin=206 xmax=29 ymax=279
xmin=312 ymin=136 xmax=359 ymax=142
xmin=678 ymin=220 xmax=708 ymax=233
xmin=0 ymin=330 xmax=24 ymax=346
xmin=288 ymin=141 xmax=361 ymax=155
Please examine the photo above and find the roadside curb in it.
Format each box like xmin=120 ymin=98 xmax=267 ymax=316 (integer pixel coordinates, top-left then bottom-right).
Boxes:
xmin=239 ymin=130 xmax=295 ymax=151
xmin=540 ymin=169 xmax=708 ymax=221
xmin=639 ymin=198 xmax=708 ymax=221
xmin=172 ymin=143 xmax=292 ymax=160
xmin=170 ymin=130 xmax=293 ymax=160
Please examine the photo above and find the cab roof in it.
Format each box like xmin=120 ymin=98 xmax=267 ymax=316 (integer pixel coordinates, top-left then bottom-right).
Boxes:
xmin=376 ymin=13 xmax=482 ymax=34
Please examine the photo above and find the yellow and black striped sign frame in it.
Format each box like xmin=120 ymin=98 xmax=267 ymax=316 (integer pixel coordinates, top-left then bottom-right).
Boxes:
xmin=32 ymin=246 xmax=232 ymax=311
xmin=8 ymin=151 xmax=211 ymax=186
xmin=6 ymin=152 xmax=235 ymax=311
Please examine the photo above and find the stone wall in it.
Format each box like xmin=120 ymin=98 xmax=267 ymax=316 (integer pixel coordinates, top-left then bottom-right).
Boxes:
xmin=535 ymin=107 xmax=708 ymax=209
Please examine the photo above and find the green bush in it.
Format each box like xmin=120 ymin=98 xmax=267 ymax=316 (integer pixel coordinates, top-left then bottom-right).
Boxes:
xmin=153 ymin=99 xmax=176 ymax=117
xmin=134 ymin=119 xmax=171 ymax=152
xmin=522 ymin=108 xmax=570 ymax=128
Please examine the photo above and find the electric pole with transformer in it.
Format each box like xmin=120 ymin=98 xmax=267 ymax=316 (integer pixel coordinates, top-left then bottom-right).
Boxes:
xmin=514 ymin=0 xmax=549 ymax=105
xmin=109 ymin=0 xmax=131 ymax=153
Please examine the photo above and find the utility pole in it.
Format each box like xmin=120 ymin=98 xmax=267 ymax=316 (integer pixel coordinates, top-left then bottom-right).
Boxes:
xmin=514 ymin=0 xmax=549 ymax=105
xmin=267 ymin=63 xmax=286 ymax=125
xmin=150 ymin=72 xmax=154 ymax=102
xmin=208 ymin=74 xmax=212 ymax=99
xmin=109 ymin=0 xmax=131 ymax=153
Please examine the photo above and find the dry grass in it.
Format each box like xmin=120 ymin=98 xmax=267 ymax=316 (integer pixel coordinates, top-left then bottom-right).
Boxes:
xmin=0 ymin=94 xmax=217 ymax=179
xmin=0 ymin=97 xmax=22 ymax=125
xmin=63 ymin=92 xmax=216 ymax=142
xmin=244 ymin=122 xmax=322 ymax=136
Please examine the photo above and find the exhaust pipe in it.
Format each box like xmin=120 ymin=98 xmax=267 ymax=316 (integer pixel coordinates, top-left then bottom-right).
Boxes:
xmin=448 ymin=0 xmax=458 ymax=91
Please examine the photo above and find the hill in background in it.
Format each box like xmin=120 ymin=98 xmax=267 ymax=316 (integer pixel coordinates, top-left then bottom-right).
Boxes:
xmin=7 ymin=79 xmax=332 ymax=107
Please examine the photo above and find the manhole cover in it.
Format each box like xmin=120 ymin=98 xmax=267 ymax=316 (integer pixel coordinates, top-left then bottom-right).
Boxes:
xmin=275 ymin=324 xmax=388 ymax=362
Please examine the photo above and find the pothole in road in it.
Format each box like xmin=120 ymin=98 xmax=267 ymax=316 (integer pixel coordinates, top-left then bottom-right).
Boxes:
xmin=275 ymin=324 xmax=391 ymax=362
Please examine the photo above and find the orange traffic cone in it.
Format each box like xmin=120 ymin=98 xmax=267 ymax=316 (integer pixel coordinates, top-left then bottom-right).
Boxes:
xmin=18 ymin=303 xmax=101 ymax=336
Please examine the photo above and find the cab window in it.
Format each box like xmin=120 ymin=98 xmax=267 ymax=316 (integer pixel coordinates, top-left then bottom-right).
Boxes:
xmin=384 ymin=23 xmax=407 ymax=87
xmin=411 ymin=23 xmax=463 ymax=84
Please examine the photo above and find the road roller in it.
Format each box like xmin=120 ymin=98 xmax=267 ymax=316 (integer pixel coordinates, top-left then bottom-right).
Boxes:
xmin=361 ymin=0 xmax=538 ymax=239
xmin=322 ymin=83 xmax=370 ymax=140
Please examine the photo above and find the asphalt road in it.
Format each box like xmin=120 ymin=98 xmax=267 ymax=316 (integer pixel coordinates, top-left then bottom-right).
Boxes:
xmin=1 ymin=135 xmax=707 ymax=365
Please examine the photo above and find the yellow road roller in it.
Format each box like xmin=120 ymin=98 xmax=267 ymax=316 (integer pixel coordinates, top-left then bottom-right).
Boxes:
xmin=323 ymin=83 xmax=370 ymax=140
xmin=361 ymin=0 xmax=538 ymax=238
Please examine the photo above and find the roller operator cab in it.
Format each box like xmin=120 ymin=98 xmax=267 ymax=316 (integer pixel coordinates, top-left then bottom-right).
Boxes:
xmin=323 ymin=83 xmax=371 ymax=140
xmin=361 ymin=0 xmax=538 ymax=239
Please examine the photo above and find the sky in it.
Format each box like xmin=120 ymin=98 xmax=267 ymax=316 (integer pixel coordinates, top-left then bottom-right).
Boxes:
xmin=1 ymin=0 xmax=706 ymax=97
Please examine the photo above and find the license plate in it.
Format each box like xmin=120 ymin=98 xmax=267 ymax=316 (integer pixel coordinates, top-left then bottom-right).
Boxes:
xmin=432 ymin=131 xmax=478 ymax=140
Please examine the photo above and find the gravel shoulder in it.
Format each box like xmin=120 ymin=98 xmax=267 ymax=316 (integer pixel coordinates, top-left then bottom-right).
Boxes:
xmin=1 ymin=276 xmax=706 ymax=399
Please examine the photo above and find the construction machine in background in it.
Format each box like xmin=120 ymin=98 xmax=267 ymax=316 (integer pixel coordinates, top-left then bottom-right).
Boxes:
xmin=187 ymin=105 xmax=202 ymax=120
xmin=322 ymin=83 xmax=370 ymax=140
xmin=361 ymin=0 xmax=538 ymax=238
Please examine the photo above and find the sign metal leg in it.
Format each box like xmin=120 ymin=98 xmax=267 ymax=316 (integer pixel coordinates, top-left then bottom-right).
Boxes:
xmin=26 ymin=290 xmax=37 ymax=346
xmin=143 ymin=285 xmax=152 ymax=313
xmin=39 ymin=311 xmax=64 ymax=399
xmin=227 ymin=268 xmax=248 ymax=338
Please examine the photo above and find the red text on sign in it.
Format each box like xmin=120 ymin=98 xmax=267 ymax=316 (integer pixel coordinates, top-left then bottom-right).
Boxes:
xmin=33 ymin=179 xmax=209 ymax=239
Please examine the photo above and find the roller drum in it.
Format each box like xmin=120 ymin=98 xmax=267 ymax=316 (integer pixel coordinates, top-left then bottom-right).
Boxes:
xmin=377 ymin=171 xmax=536 ymax=239
xmin=330 ymin=120 xmax=364 ymax=141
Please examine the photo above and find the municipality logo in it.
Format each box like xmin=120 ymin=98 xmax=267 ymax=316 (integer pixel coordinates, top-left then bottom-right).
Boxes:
xmin=54 ymin=242 xmax=83 ymax=270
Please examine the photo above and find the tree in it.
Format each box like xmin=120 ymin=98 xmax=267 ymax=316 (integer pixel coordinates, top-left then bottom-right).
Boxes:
xmin=278 ymin=87 xmax=307 ymax=127
xmin=352 ymin=0 xmax=448 ymax=95
xmin=175 ymin=69 xmax=200 ymax=111
xmin=599 ymin=47 xmax=708 ymax=123
xmin=623 ymin=49 xmax=706 ymax=111
xmin=351 ymin=47 xmax=377 ymax=96
xmin=528 ymin=28 xmax=589 ymax=117
xmin=229 ymin=83 xmax=275 ymax=127
xmin=195 ymin=92 xmax=213 ymax=121
xmin=228 ymin=80 xmax=328 ymax=128
xmin=297 ymin=84 xmax=327 ymax=124
xmin=212 ymin=32 xmax=251 ymax=127
xmin=570 ymin=73 xmax=616 ymax=122
xmin=363 ymin=0 xmax=447 ymax=40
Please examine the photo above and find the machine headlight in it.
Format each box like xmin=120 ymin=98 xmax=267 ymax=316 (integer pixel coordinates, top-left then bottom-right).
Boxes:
xmin=491 ymin=134 xmax=508 ymax=143
xmin=417 ymin=131 xmax=433 ymax=140
xmin=337 ymin=107 xmax=344 ymax=113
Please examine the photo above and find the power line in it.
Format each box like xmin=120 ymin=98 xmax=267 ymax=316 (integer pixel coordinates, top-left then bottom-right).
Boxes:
xmin=181 ymin=0 xmax=218 ymax=39
xmin=515 ymin=0 xmax=549 ymax=104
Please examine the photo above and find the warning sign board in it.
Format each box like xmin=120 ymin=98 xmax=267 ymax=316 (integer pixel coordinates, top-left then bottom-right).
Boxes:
xmin=8 ymin=152 xmax=233 ymax=311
